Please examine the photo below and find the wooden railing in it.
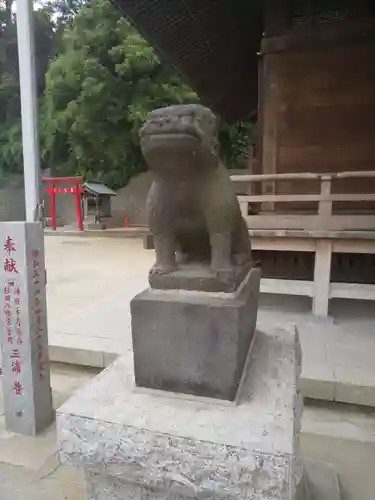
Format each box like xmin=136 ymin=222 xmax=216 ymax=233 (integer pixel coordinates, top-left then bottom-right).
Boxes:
xmin=230 ymin=171 xmax=375 ymax=231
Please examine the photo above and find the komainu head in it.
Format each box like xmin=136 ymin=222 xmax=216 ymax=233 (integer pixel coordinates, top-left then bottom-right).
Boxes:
xmin=140 ymin=104 xmax=219 ymax=175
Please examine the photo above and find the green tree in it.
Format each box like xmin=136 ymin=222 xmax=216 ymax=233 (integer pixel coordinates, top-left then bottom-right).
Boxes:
xmin=42 ymin=0 xmax=197 ymax=188
xmin=0 ymin=0 xmax=253 ymax=183
xmin=0 ymin=1 xmax=59 ymax=175
xmin=219 ymin=121 xmax=255 ymax=169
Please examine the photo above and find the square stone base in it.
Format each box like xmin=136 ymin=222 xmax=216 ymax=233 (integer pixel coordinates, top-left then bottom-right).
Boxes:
xmin=149 ymin=261 xmax=253 ymax=293
xmin=57 ymin=325 xmax=304 ymax=500
xmin=131 ymin=268 xmax=261 ymax=401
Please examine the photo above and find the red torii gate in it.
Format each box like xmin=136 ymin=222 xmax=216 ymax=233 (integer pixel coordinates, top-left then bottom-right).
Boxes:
xmin=42 ymin=176 xmax=84 ymax=231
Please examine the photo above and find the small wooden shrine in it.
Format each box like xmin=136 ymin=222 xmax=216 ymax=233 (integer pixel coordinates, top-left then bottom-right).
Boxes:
xmin=81 ymin=181 xmax=116 ymax=224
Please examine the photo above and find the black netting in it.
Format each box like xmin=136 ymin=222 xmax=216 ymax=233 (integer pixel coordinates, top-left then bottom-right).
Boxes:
xmin=290 ymin=0 xmax=374 ymax=28
xmin=111 ymin=0 xmax=262 ymax=122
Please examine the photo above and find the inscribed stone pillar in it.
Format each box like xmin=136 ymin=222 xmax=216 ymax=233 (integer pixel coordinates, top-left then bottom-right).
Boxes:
xmin=0 ymin=221 xmax=53 ymax=435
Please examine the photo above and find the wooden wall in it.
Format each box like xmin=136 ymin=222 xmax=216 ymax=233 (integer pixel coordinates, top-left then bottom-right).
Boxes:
xmin=259 ymin=19 xmax=375 ymax=211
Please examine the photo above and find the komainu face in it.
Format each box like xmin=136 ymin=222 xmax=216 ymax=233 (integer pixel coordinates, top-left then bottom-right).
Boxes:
xmin=140 ymin=104 xmax=219 ymax=176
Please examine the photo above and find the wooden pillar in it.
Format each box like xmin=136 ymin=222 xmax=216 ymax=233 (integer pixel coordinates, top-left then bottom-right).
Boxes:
xmin=260 ymin=0 xmax=290 ymax=211
xmin=318 ymin=176 xmax=333 ymax=219
xmin=83 ymin=196 xmax=88 ymax=222
xmin=260 ymin=56 xmax=279 ymax=212
xmin=313 ymin=240 xmax=332 ymax=317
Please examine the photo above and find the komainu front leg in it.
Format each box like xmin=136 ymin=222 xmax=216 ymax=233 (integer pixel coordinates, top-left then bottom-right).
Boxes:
xmin=210 ymin=231 xmax=234 ymax=280
xmin=149 ymin=233 xmax=177 ymax=277
xmin=232 ymin=217 xmax=252 ymax=267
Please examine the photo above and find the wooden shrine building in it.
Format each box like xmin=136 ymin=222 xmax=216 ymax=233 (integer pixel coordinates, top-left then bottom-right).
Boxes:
xmin=81 ymin=181 xmax=117 ymax=229
xmin=114 ymin=0 xmax=375 ymax=316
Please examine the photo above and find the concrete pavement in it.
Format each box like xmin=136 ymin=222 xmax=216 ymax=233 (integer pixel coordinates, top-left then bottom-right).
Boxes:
xmin=301 ymin=401 xmax=375 ymax=500
xmin=0 ymin=363 xmax=99 ymax=500
xmin=0 ymin=363 xmax=373 ymax=500
xmin=44 ymin=235 xmax=375 ymax=407
xmin=0 ymin=232 xmax=374 ymax=499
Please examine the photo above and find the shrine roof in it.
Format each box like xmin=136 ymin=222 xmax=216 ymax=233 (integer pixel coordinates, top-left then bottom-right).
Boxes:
xmin=82 ymin=182 xmax=116 ymax=197
xmin=111 ymin=0 xmax=263 ymax=123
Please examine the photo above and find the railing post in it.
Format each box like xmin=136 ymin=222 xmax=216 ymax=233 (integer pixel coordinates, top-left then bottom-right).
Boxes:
xmin=319 ymin=175 xmax=333 ymax=219
xmin=313 ymin=240 xmax=332 ymax=317
xmin=239 ymin=199 xmax=248 ymax=219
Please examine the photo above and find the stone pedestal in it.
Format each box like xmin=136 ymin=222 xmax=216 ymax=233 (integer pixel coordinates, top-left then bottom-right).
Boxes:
xmin=58 ymin=325 xmax=306 ymax=500
xmin=131 ymin=268 xmax=261 ymax=401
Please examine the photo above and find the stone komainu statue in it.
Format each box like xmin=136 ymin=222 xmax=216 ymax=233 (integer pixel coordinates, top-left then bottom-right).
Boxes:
xmin=140 ymin=104 xmax=252 ymax=288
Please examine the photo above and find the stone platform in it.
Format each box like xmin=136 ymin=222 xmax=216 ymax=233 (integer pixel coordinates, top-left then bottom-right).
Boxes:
xmin=131 ymin=268 xmax=260 ymax=400
xmin=58 ymin=325 xmax=305 ymax=500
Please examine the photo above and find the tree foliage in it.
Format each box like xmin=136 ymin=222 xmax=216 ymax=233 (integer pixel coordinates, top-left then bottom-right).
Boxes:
xmin=42 ymin=0 xmax=197 ymax=187
xmin=0 ymin=0 xmax=253 ymax=187
xmin=219 ymin=121 xmax=255 ymax=168
xmin=0 ymin=0 xmax=60 ymax=175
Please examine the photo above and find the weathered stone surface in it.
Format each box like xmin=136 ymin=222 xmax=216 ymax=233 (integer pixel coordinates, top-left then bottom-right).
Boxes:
xmin=58 ymin=325 xmax=303 ymax=500
xmin=87 ymin=465 xmax=341 ymax=500
xmin=140 ymin=104 xmax=252 ymax=292
xmin=131 ymin=268 xmax=260 ymax=400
